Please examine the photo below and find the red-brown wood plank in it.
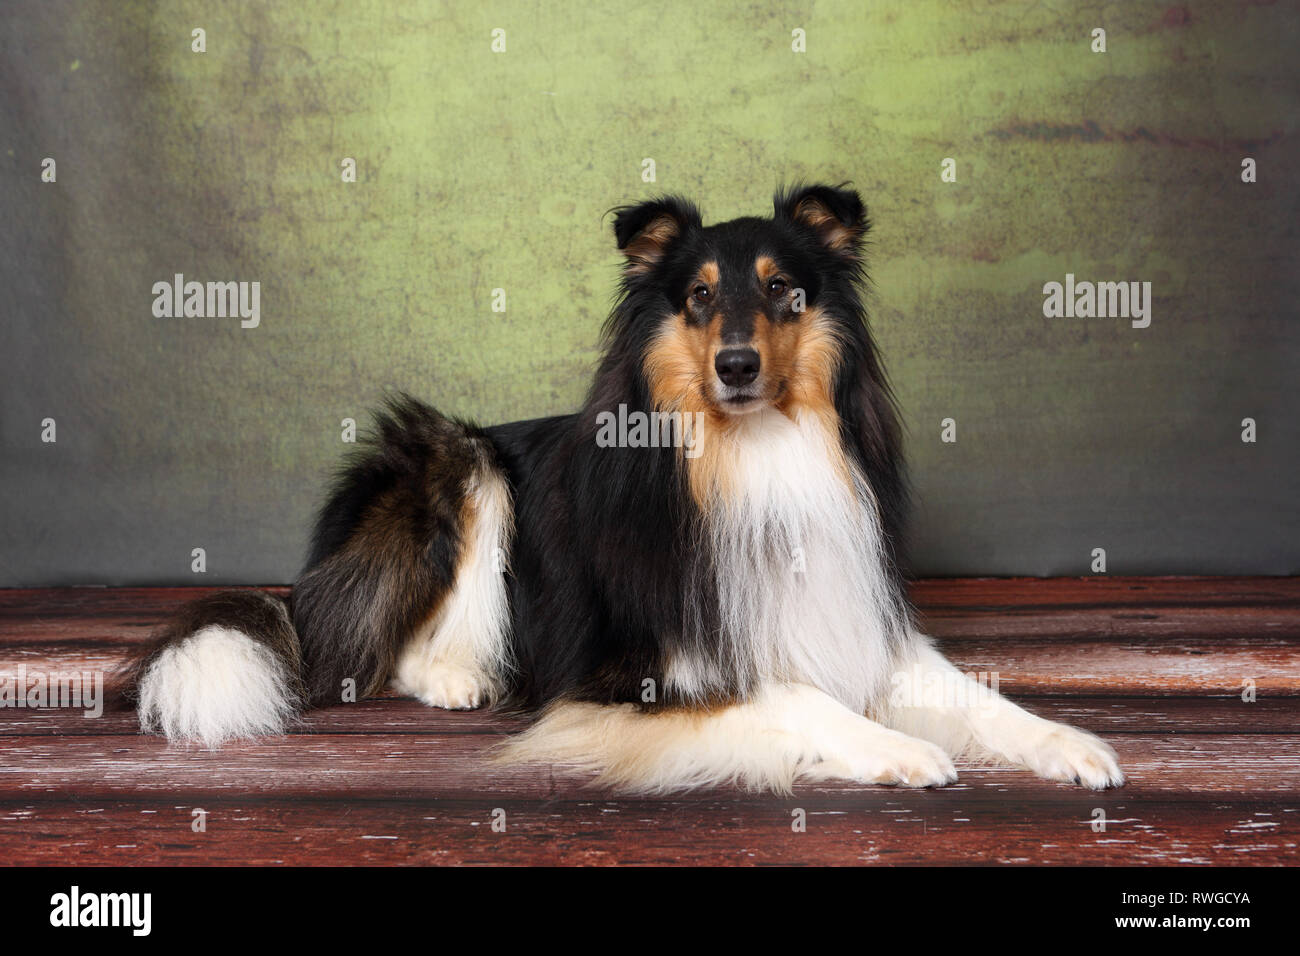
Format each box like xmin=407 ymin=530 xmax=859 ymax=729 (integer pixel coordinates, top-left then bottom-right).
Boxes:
xmin=5 ymin=640 xmax=1294 ymax=696
xmin=908 ymin=576 xmax=1300 ymax=611
xmin=0 ymin=586 xmax=292 ymax=618
xmin=0 ymin=695 xmax=1297 ymax=737
xmin=1 ymin=733 xmax=1296 ymax=801
xmin=930 ymin=638 xmax=1299 ymax=695
xmin=0 ymin=797 xmax=1292 ymax=866
xmin=2 ymin=578 xmax=1292 ymax=618
xmin=3 ymin=641 xmax=1294 ymax=696
xmin=5 ymin=639 xmax=1295 ymax=699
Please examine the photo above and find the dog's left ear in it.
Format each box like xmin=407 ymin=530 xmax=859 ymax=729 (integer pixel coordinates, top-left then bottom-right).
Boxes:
xmin=612 ymin=196 xmax=702 ymax=276
xmin=774 ymin=183 xmax=869 ymax=260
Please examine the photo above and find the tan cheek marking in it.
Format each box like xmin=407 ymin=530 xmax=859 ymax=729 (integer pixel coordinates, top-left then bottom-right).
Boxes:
xmin=649 ymin=263 xmax=721 ymax=412
xmin=757 ymin=313 xmax=798 ymax=396
xmin=645 ymin=313 xmax=707 ymax=415
xmin=759 ymin=308 xmax=849 ymax=487
xmin=781 ymin=308 xmax=840 ymax=416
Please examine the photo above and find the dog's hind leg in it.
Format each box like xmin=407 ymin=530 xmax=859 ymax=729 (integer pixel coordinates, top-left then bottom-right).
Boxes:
xmin=291 ymin=396 xmax=513 ymax=711
xmin=391 ymin=464 xmax=514 ymax=709
xmin=128 ymin=395 xmax=519 ymax=742
xmin=881 ymin=633 xmax=1125 ymax=790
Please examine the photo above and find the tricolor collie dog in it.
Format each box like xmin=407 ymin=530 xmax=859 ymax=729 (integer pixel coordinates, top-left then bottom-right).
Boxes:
xmin=125 ymin=184 xmax=1124 ymax=793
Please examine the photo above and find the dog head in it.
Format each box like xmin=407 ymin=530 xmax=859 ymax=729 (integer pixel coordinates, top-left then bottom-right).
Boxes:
xmin=610 ymin=183 xmax=869 ymax=422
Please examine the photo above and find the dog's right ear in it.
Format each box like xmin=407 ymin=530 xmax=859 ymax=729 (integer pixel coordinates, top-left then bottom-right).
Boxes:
xmin=611 ymin=196 xmax=702 ymax=276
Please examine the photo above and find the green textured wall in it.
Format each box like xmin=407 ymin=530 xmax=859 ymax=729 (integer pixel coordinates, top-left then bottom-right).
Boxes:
xmin=1 ymin=0 xmax=1297 ymax=585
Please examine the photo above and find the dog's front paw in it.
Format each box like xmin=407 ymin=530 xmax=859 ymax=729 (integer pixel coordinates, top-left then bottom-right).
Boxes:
xmin=804 ymin=733 xmax=959 ymax=788
xmin=1017 ymin=722 xmax=1125 ymax=789
xmin=395 ymin=661 xmax=491 ymax=710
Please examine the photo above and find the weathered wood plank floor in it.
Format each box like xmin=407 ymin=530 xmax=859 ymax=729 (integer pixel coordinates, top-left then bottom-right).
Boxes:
xmin=1 ymin=578 xmax=1296 ymax=865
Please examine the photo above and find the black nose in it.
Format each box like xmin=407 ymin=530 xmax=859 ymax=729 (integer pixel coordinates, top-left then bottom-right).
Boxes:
xmin=714 ymin=348 xmax=760 ymax=387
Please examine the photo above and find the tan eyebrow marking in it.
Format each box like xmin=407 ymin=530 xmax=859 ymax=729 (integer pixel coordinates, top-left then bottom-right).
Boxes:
xmin=698 ymin=261 xmax=720 ymax=285
xmin=755 ymin=256 xmax=780 ymax=281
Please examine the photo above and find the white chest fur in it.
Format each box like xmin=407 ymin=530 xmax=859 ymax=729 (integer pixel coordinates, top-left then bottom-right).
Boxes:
xmin=670 ymin=408 xmax=907 ymax=713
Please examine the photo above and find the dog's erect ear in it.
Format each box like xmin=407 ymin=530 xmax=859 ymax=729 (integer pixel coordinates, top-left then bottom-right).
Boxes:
xmin=774 ymin=183 xmax=869 ymax=260
xmin=612 ymin=196 xmax=702 ymax=276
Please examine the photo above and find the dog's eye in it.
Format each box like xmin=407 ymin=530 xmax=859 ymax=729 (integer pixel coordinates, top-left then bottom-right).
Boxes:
xmin=691 ymin=284 xmax=711 ymax=303
xmin=767 ymin=277 xmax=788 ymax=297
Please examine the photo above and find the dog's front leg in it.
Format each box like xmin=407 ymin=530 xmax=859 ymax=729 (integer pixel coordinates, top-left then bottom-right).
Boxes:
xmin=498 ymin=682 xmax=959 ymax=793
xmin=779 ymin=683 xmax=960 ymax=789
xmin=883 ymin=635 xmax=1126 ymax=789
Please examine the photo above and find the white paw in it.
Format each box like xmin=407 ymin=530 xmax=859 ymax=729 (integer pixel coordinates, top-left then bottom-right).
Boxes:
xmin=1016 ymin=722 xmax=1125 ymax=789
xmin=803 ymin=733 xmax=959 ymax=788
xmin=399 ymin=662 xmax=490 ymax=710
